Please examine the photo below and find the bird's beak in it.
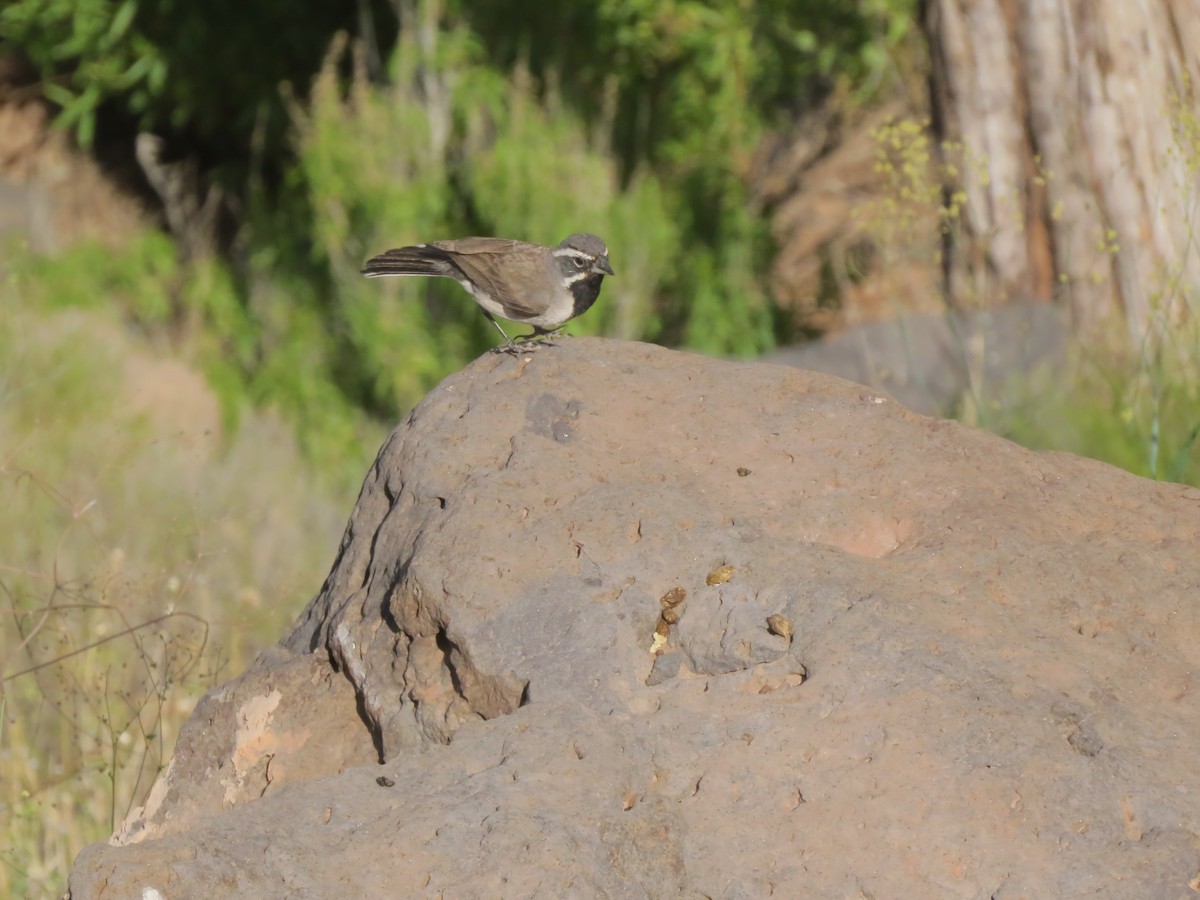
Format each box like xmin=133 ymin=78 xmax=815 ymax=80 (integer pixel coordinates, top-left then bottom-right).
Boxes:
xmin=593 ymin=256 xmax=615 ymax=277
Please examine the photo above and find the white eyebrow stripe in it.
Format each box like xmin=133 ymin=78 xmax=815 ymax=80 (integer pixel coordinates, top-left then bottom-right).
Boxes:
xmin=553 ymin=247 xmax=594 ymax=259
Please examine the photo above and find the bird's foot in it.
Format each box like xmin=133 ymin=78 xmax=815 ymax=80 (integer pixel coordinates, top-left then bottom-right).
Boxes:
xmin=491 ymin=339 xmax=549 ymax=356
xmin=508 ymin=331 xmax=561 ymax=351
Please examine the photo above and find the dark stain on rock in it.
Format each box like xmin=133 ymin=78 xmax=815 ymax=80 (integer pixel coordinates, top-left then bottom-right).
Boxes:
xmin=526 ymin=393 xmax=582 ymax=443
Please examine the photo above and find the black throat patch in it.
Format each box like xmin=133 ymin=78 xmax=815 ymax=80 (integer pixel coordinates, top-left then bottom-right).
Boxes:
xmin=556 ymin=253 xmax=608 ymax=319
xmin=568 ymin=273 xmax=605 ymax=318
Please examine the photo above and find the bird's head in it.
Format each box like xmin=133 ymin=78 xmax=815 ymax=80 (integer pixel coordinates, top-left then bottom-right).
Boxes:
xmin=555 ymin=233 xmax=614 ymax=280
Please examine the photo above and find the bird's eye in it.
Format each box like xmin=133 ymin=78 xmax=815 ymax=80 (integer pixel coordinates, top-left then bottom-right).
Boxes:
xmin=574 ymin=258 xmax=589 ymax=269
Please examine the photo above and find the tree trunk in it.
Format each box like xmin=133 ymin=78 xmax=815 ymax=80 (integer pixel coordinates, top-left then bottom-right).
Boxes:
xmin=922 ymin=0 xmax=1200 ymax=343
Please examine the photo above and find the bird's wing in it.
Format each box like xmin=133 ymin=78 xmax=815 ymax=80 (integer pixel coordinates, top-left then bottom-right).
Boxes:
xmin=436 ymin=239 xmax=547 ymax=318
xmin=431 ymin=237 xmax=530 ymax=256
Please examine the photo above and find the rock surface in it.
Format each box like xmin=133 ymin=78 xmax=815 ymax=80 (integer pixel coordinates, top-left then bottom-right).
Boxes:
xmin=763 ymin=301 xmax=1068 ymax=416
xmin=70 ymin=338 xmax=1200 ymax=898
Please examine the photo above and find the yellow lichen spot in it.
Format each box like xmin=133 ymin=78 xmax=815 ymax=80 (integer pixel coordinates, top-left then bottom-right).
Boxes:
xmin=660 ymin=587 xmax=686 ymax=608
xmin=706 ymin=564 xmax=735 ymax=586
xmin=766 ymin=614 xmax=794 ymax=641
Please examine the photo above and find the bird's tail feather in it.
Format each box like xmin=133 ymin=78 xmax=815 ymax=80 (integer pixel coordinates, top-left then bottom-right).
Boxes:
xmin=361 ymin=247 xmax=450 ymax=278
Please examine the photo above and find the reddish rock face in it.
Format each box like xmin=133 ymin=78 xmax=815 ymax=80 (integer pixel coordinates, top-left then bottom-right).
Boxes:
xmin=72 ymin=338 xmax=1200 ymax=899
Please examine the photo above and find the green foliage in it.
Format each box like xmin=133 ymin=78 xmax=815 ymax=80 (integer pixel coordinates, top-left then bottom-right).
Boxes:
xmin=1 ymin=0 xmax=155 ymax=145
xmin=3 ymin=0 xmax=922 ymax=448
xmin=0 ymin=0 xmax=386 ymax=157
xmin=277 ymin=16 xmax=789 ymax=384
xmin=11 ymin=231 xmax=174 ymax=319
xmin=9 ymin=234 xmax=378 ymax=479
xmin=993 ymin=340 xmax=1200 ymax=487
xmin=247 ymin=30 xmax=685 ymax=421
xmin=466 ymin=0 xmax=914 ymax=156
xmin=458 ymin=0 xmax=914 ymax=352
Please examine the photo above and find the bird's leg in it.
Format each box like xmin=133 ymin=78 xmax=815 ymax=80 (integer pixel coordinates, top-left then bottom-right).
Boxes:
xmin=482 ymin=311 xmax=517 ymax=351
xmin=483 ymin=314 xmax=545 ymax=355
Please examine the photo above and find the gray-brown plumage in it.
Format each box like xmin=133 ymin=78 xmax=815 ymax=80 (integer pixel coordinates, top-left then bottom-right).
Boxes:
xmin=361 ymin=233 xmax=614 ymax=347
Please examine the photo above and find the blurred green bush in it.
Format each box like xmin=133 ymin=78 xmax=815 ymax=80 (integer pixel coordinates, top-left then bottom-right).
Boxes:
xmin=1 ymin=0 xmax=915 ymax=465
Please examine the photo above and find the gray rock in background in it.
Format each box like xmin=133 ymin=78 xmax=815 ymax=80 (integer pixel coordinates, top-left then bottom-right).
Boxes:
xmin=763 ymin=301 xmax=1068 ymax=416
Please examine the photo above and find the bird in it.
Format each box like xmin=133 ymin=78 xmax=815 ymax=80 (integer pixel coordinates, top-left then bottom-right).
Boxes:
xmin=361 ymin=233 xmax=614 ymax=348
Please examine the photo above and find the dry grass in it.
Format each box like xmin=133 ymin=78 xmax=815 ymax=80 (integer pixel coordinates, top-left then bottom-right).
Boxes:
xmin=0 ymin=290 xmax=371 ymax=897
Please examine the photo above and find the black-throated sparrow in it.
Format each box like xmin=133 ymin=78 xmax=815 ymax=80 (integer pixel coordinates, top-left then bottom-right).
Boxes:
xmin=361 ymin=233 xmax=614 ymax=348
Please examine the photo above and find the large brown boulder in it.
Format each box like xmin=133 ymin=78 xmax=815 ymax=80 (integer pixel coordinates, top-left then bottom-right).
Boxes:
xmin=70 ymin=338 xmax=1200 ymax=898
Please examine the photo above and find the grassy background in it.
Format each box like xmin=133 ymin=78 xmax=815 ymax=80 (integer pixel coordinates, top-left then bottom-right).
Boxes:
xmin=0 ymin=282 xmax=369 ymax=896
